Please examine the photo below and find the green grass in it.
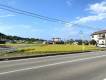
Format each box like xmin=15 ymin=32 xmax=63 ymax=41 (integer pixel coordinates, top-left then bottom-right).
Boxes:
xmin=17 ymin=44 xmax=102 ymax=53
xmin=0 ymin=44 xmax=105 ymax=58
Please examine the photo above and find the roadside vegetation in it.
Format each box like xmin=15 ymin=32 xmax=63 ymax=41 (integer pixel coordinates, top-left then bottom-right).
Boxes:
xmin=0 ymin=44 xmax=105 ymax=58
xmin=0 ymin=32 xmax=105 ymax=58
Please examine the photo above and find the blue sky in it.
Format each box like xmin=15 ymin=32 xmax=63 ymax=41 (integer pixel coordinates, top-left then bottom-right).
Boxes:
xmin=0 ymin=0 xmax=106 ymax=40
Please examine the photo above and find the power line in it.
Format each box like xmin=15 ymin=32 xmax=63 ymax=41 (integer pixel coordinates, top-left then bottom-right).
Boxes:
xmin=0 ymin=4 xmax=101 ymax=30
xmin=0 ymin=4 xmax=69 ymax=23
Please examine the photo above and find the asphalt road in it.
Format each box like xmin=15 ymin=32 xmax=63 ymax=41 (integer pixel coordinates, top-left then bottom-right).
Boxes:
xmin=0 ymin=51 xmax=106 ymax=80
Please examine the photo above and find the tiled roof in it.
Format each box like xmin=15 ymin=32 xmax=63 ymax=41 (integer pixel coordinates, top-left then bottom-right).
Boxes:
xmin=91 ymin=30 xmax=106 ymax=35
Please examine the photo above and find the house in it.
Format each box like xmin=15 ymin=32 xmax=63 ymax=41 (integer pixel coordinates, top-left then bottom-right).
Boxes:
xmin=45 ymin=38 xmax=64 ymax=44
xmin=91 ymin=30 xmax=106 ymax=47
xmin=52 ymin=38 xmax=61 ymax=42
xmin=52 ymin=38 xmax=64 ymax=44
xmin=72 ymin=42 xmax=78 ymax=45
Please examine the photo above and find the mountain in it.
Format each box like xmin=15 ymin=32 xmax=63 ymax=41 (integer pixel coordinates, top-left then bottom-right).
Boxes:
xmin=0 ymin=32 xmax=45 ymax=42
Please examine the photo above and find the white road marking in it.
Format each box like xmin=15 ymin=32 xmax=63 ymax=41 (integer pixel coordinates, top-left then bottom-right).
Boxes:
xmin=0 ymin=51 xmax=101 ymax=63
xmin=0 ymin=54 xmax=106 ymax=75
xmin=0 ymin=55 xmax=82 ymax=67
xmin=103 ymin=79 xmax=106 ymax=80
xmin=0 ymin=54 xmax=71 ymax=63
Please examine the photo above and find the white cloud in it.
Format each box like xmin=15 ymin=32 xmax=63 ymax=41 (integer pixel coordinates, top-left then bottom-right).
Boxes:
xmin=0 ymin=14 xmax=15 ymax=17
xmin=73 ymin=1 xmax=106 ymax=24
xmin=88 ymin=1 xmax=106 ymax=14
xmin=76 ymin=13 xmax=106 ymax=23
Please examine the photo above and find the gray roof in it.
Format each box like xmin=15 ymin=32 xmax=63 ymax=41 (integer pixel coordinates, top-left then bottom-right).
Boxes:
xmin=91 ymin=30 xmax=106 ymax=35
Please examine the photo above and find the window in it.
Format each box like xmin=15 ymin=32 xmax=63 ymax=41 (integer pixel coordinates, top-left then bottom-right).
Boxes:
xmin=99 ymin=34 xmax=105 ymax=39
xmin=92 ymin=35 xmax=94 ymax=38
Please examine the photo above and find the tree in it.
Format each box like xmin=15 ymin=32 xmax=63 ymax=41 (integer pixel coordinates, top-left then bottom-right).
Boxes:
xmin=0 ymin=32 xmax=45 ymax=43
xmin=89 ymin=40 xmax=97 ymax=45
xmin=75 ymin=40 xmax=83 ymax=45
xmin=66 ymin=39 xmax=74 ymax=44
xmin=83 ymin=40 xmax=89 ymax=45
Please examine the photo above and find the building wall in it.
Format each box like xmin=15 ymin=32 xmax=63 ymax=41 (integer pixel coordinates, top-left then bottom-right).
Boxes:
xmin=52 ymin=38 xmax=61 ymax=42
xmin=91 ymin=34 xmax=99 ymax=41
xmin=98 ymin=39 xmax=105 ymax=44
xmin=91 ymin=33 xmax=106 ymax=47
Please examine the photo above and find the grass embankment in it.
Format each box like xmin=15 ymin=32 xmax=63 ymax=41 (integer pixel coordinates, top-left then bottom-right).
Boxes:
xmin=0 ymin=44 xmax=105 ymax=58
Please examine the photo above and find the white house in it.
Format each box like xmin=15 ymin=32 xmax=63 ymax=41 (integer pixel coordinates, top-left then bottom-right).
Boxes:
xmin=52 ymin=38 xmax=62 ymax=44
xmin=52 ymin=38 xmax=61 ymax=42
xmin=91 ymin=30 xmax=106 ymax=47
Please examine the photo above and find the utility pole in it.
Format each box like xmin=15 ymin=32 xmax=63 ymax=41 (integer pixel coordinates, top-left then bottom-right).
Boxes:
xmin=79 ymin=31 xmax=85 ymax=52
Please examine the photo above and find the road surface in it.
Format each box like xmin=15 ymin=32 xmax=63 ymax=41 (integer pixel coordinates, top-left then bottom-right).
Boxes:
xmin=0 ymin=51 xmax=106 ymax=80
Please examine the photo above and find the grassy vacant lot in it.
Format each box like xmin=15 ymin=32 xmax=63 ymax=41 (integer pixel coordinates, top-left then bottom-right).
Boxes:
xmin=0 ymin=44 xmax=105 ymax=58
xmin=17 ymin=44 xmax=99 ymax=52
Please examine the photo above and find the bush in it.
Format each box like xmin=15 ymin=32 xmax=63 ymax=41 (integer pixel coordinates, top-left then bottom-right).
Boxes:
xmin=0 ymin=41 xmax=6 ymax=44
xmin=90 ymin=40 xmax=97 ymax=45
xmin=83 ymin=40 xmax=89 ymax=45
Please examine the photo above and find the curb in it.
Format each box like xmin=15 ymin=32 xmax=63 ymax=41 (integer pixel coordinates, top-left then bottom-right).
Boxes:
xmin=0 ymin=51 xmax=92 ymax=61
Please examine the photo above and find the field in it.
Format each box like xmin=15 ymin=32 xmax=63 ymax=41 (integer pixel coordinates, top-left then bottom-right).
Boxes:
xmin=0 ymin=44 xmax=105 ymax=58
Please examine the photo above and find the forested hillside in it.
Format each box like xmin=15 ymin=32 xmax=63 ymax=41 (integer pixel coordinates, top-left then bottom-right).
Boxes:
xmin=0 ymin=32 xmax=45 ymax=42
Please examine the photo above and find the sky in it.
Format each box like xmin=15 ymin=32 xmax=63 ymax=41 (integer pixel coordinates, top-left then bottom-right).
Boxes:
xmin=0 ymin=0 xmax=106 ymax=40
